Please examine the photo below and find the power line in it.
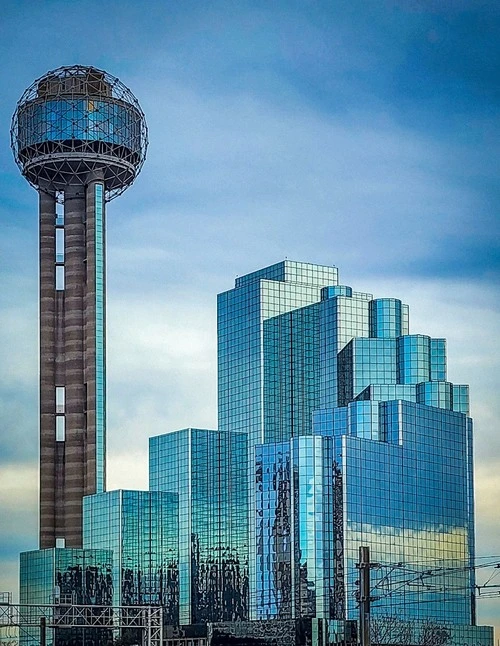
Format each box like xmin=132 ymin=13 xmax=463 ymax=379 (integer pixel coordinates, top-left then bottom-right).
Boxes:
xmin=353 ymin=556 xmax=500 ymax=607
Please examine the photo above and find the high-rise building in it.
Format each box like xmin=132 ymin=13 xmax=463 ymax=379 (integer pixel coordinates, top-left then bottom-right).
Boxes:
xmin=19 ymin=548 xmax=113 ymax=646
xmin=217 ymin=261 xmax=342 ymax=617
xmin=218 ymin=261 xmax=339 ymax=448
xmin=254 ymin=435 xmax=334 ymax=620
xmin=83 ymin=490 xmax=179 ymax=624
xmin=220 ymin=260 xmax=492 ymax=645
xmin=149 ymin=428 xmax=248 ymax=625
xmin=11 ymin=65 xmax=147 ymax=548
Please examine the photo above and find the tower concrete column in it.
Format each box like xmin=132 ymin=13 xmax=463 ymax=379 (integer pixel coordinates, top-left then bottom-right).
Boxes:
xmin=39 ymin=182 xmax=105 ymax=548
xmin=62 ymin=185 xmax=87 ymax=546
xmin=39 ymin=189 xmax=56 ymax=548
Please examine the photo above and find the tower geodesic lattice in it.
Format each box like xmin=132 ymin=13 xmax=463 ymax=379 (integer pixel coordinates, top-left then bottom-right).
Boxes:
xmin=11 ymin=64 xmax=148 ymax=200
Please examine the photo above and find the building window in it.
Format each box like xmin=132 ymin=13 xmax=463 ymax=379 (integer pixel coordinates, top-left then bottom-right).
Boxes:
xmin=56 ymin=386 xmax=65 ymax=413
xmin=56 ymin=416 xmax=65 ymax=442
xmin=55 ymin=228 xmax=64 ymax=263
xmin=55 ymin=191 xmax=64 ymax=226
xmin=56 ymin=265 xmax=64 ymax=290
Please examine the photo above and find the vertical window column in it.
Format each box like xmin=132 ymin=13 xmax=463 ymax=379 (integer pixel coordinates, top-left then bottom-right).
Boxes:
xmin=55 ymin=386 xmax=65 ymax=441
xmin=55 ymin=192 xmax=65 ymax=290
xmin=369 ymin=298 xmax=402 ymax=338
xmin=95 ymin=183 xmax=105 ymax=493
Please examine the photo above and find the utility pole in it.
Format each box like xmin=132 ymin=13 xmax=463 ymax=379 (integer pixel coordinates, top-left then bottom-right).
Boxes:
xmin=40 ymin=616 xmax=46 ymax=646
xmin=358 ymin=546 xmax=371 ymax=646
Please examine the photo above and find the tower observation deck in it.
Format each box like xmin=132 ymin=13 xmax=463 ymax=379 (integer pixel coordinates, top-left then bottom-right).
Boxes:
xmin=11 ymin=65 xmax=148 ymax=548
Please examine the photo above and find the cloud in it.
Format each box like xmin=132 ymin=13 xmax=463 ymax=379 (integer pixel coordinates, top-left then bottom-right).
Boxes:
xmin=0 ymin=461 xmax=37 ymax=601
xmin=106 ymin=451 xmax=150 ymax=492
xmin=0 ymin=290 xmax=37 ymax=464
xmin=0 ymin=462 xmax=38 ymax=593
xmin=107 ymin=297 xmax=217 ymax=451
xmin=104 ymin=77 xmax=499 ymax=294
xmin=475 ymin=463 xmax=500 ymax=555
xmin=474 ymin=462 xmax=500 ymax=634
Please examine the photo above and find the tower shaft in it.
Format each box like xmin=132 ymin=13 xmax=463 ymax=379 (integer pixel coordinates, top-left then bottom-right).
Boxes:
xmin=12 ymin=64 xmax=146 ymax=552
xmin=39 ymin=179 xmax=106 ymax=548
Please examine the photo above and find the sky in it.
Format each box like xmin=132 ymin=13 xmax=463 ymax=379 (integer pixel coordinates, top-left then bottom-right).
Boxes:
xmin=0 ymin=0 xmax=499 ymax=635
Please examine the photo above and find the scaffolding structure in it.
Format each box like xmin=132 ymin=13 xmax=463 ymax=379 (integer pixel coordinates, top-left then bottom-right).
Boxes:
xmin=0 ymin=602 xmax=162 ymax=646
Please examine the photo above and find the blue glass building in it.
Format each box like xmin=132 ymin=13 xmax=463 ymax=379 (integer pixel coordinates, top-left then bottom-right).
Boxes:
xmin=218 ymin=261 xmax=340 ymax=447
xmin=218 ymin=261 xmax=341 ymax=613
xmin=316 ymin=400 xmax=474 ymax=624
xmin=83 ymin=490 xmax=179 ymax=624
xmin=19 ymin=548 xmax=113 ymax=646
xmin=254 ymin=436 xmax=335 ymax=620
xmin=149 ymin=428 xmax=248 ymax=625
xmin=219 ymin=260 xmax=492 ymax=645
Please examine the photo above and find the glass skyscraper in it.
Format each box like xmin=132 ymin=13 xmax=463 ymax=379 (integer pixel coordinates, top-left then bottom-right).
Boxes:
xmin=149 ymin=428 xmax=248 ymax=625
xmin=217 ymin=261 xmax=340 ymax=618
xmin=219 ymin=260 xmax=492 ymax=645
xmin=19 ymin=548 xmax=113 ymax=646
xmin=218 ymin=261 xmax=339 ymax=447
xmin=83 ymin=490 xmax=179 ymax=624
xmin=254 ymin=435 xmax=335 ymax=620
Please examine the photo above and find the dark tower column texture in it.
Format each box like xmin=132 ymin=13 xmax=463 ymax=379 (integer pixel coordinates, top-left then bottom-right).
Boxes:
xmin=11 ymin=66 xmax=147 ymax=548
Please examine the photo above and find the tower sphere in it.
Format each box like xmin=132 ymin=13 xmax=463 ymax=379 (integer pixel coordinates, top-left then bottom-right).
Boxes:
xmin=11 ymin=65 xmax=148 ymax=201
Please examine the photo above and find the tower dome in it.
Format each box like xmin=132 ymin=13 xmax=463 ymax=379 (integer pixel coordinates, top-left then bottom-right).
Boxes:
xmin=11 ymin=65 xmax=148 ymax=200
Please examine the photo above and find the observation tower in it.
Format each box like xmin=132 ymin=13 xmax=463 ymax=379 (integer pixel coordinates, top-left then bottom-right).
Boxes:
xmin=11 ymin=65 xmax=148 ymax=548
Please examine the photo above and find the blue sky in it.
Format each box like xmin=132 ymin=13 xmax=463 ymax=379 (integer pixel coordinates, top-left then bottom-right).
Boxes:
xmin=0 ymin=0 xmax=499 ymax=633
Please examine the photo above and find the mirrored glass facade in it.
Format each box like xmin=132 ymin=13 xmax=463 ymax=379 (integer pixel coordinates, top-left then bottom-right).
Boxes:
xmin=149 ymin=429 xmax=248 ymax=625
xmin=17 ymin=99 xmax=142 ymax=152
xmin=263 ymin=304 xmax=321 ymax=443
xmin=83 ymin=490 xmax=179 ymax=623
xmin=312 ymin=400 xmax=475 ymax=625
xmin=218 ymin=260 xmax=491 ymax=644
xmin=218 ymin=261 xmax=339 ymax=447
xmin=19 ymin=548 xmax=113 ymax=646
xmin=254 ymin=436 xmax=335 ymax=620
xmin=218 ymin=261 xmax=340 ymax=614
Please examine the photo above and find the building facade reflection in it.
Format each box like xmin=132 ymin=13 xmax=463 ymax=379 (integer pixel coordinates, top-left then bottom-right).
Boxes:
xmin=83 ymin=490 xmax=179 ymax=624
xmin=220 ymin=261 xmax=489 ymax=644
xmin=149 ymin=428 xmax=248 ymax=625
xmin=19 ymin=548 xmax=113 ymax=646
